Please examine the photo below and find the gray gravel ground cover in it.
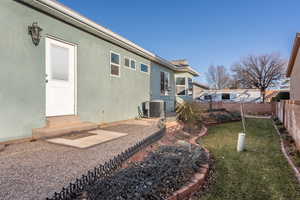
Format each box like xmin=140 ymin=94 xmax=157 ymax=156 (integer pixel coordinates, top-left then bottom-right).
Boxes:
xmin=83 ymin=145 xmax=209 ymax=200
xmin=0 ymin=119 xmax=159 ymax=200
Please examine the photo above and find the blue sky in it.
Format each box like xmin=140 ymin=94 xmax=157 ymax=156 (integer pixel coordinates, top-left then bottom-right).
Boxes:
xmin=59 ymin=0 xmax=300 ymax=83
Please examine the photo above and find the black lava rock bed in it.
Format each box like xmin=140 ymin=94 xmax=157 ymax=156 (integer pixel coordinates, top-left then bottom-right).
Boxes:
xmin=80 ymin=145 xmax=209 ymax=200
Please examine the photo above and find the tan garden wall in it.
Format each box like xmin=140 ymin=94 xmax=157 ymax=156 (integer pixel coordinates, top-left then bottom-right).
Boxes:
xmin=276 ymin=100 xmax=300 ymax=150
xmin=197 ymin=102 xmax=274 ymax=115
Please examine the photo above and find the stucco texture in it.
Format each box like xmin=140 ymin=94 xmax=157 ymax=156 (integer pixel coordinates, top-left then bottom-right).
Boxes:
xmin=276 ymin=101 xmax=300 ymax=150
xmin=0 ymin=0 xmax=155 ymax=141
xmin=290 ymin=48 xmax=300 ymax=100
xmin=150 ymin=63 xmax=175 ymax=112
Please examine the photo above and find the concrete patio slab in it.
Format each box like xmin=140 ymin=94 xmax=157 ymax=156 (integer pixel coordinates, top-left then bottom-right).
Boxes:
xmin=47 ymin=130 xmax=127 ymax=148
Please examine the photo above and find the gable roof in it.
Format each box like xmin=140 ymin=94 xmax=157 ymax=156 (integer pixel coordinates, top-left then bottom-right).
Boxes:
xmin=171 ymin=59 xmax=199 ymax=76
xmin=192 ymin=82 xmax=209 ymax=89
xmin=287 ymin=33 xmax=300 ymax=77
xmin=20 ymin=0 xmax=199 ymax=76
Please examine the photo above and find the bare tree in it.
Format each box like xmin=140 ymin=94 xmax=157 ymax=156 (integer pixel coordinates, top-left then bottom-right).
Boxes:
xmin=206 ymin=65 xmax=231 ymax=89
xmin=227 ymin=74 xmax=242 ymax=89
xmin=232 ymin=53 xmax=286 ymax=102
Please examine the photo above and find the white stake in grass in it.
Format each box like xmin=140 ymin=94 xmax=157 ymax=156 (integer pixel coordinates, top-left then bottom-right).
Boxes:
xmin=237 ymin=132 xmax=246 ymax=152
xmin=237 ymin=92 xmax=248 ymax=152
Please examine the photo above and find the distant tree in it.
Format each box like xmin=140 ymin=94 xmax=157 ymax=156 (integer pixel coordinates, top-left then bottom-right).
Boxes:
xmin=232 ymin=53 xmax=286 ymax=102
xmin=227 ymin=74 xmax=242 ymax=89
xmin=206 ymin=65 xmax=231 ymax=89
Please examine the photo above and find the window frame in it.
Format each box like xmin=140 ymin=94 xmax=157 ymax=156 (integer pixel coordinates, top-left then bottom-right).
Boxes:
xmin=222 ymin=93 xmax=230 ymax=100
xmin=188 ymin=78 xmax=193 ymax=96
xmin=204 ymin=95 xmax=212 ymax=100
xmin=130 ymin=58 xmax=136 ymax=71
xmin=140 ymin=63 xmax=150 ymax=74
xmin=124 ymin=56 xmax=130 ymax=68
xmin=176 ymin=77 xmax=187 ymax=96
xmin=160 ymin=71 xmax=170 ymax=96
xmin=110 ymin=51 xmax=121 ymax=77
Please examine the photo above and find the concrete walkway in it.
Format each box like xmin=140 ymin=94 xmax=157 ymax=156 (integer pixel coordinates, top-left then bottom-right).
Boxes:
xmin=0 ymin=119 xmax=160 ymax=200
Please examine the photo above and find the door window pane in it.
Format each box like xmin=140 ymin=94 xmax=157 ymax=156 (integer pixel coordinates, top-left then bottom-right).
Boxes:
xmin=50 ymin=44 xmax=69 ymax=81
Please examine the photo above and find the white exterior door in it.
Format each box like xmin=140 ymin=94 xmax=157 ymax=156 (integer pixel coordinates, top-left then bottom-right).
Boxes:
xmin=45 ymin=38 xmax=76 ymax=117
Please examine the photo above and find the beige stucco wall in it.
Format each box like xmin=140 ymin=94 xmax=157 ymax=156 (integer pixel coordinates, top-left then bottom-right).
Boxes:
xmin=150 ymin=62 xmax=176 ymax=112
xmin=276 ymin=101 xmax=300 ymax=150
xmin=192 ymin=85 xmax=205 ymax=99
xmin=197 ymin=102 xmax=274 ymax=115
xmin=290 ymin=48 xmax=300 ymax=100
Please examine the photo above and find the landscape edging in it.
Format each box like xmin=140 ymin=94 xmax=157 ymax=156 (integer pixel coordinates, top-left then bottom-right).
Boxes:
xmin=204 ymin=119 xmax=241 ymax=126
xmin=167 ymin=126 xmax=210 ymax=200
xmin=272 ymin=122 xmax=300 ymax=184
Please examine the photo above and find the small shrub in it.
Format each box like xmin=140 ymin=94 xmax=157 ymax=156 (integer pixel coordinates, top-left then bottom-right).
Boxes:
xmin=279 ymin=127 xmax=287 ymax=133
xmin=202 ymin=110 xmax=241 ymax=124
xmin=272 ymin=116 xmax=279 ymax=122
xmin=209 ymin=113 xmax=216 ymax=118
xmin=296 ymin=150 xmax=300 ymax=157
xmin=282 ymin=134 xmax=294 ymax=144
xmin=207 ymin=108 xmax=227 ymax=112
xmin=215 ymin=114 xmax=232 ymax=122
xmin=176 ymin=102 xmax=203 ymax=132
xmin=230 ymin=112 xmax=241 ymax=120
xmin=294 ymin=151 xmax=300 ymax=166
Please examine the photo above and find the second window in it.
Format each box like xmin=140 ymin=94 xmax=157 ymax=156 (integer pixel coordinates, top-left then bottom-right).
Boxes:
xmin=110 ymin=52 xmax=120 ymax=76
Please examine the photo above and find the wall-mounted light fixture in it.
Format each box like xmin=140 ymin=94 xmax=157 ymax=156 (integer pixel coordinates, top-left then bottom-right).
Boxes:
xmin=28 ymin=22 xmax=42 ymax=46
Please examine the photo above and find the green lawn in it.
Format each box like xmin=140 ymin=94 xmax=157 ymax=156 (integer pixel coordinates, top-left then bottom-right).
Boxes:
xmin=198 ymin=119 xmax=300 ymax=200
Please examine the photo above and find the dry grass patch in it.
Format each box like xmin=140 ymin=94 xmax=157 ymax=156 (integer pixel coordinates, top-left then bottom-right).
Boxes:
xmin=197 ymin=119 xmax=300 ymax=200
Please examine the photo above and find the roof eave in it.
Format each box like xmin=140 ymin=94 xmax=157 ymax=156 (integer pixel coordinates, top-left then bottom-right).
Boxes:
xmin=193 ymin=82 xmax=209 ymax=89
xmin=287 ymin=33 xmax=300 ymax=77
xmin=175 ymin=67 xmax=200 ymax=76
xmin=20 ymin=0 xmax=195 ymax=73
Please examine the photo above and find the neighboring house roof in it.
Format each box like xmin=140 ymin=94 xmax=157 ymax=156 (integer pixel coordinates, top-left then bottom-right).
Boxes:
xmin=171 ymin=59 xmax=199 ymax=76
xmin=206 ymin=88 xmax=261 ymax=93
xmin=287 ymin=33 xmax=300 ymax=77
xmin=176 ymin=67 xmax=199 ymax=76
xmin=171 ymin=59 xmax=189 ymax=66
xmin=20 ymin=0 xmax=199 ymax=76
xmin=192 ymin=82 xmax=209 ymax=90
